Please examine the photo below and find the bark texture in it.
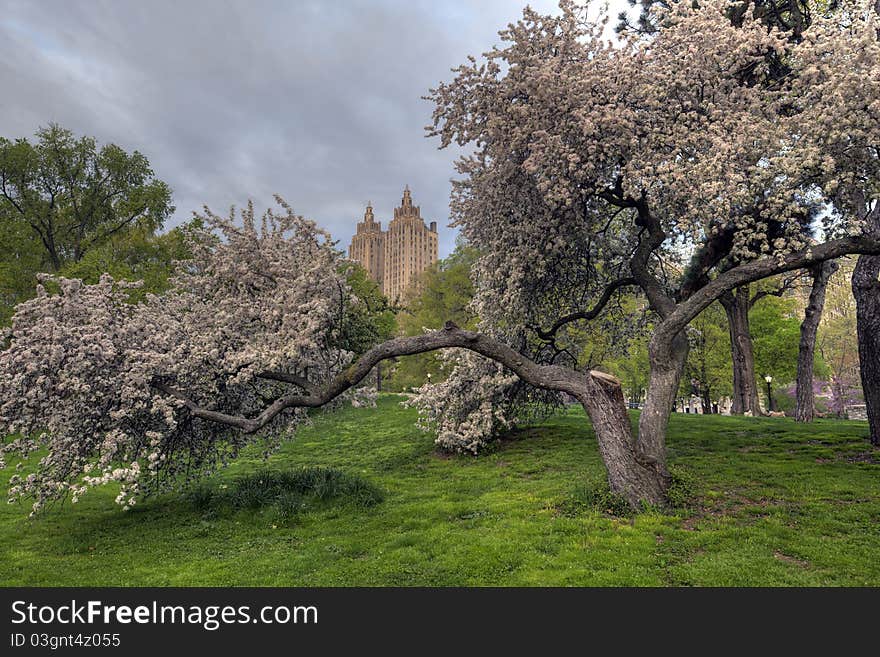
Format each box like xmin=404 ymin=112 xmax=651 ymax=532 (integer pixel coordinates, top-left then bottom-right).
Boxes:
xmin=577 ymin=374 xmax=669 ymax=508
xmin=795 ymin=260 xmax=837 ymax=422
xmin=853 ymin=197 xmax=880 ymax=445
xmin=853 ymin=254 xmax=880 ymax=445
xmin=637 ymin=332 xmax=689 ymax=485
xmin=720 ymin=286 xmax=759 ymax=415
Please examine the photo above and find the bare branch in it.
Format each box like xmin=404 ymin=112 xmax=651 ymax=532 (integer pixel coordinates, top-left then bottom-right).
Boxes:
xmin=78 ymin=204 xmax=147 ymax=256
xmin=152 ymin=322 xmax=618 ymax=434
xmin=533 ymin=276 xmax=638 ymax=340
xmin=255 ymin=370 xmax=316 ymax=393
xmin=748 ymin=271 xmax=807 ymax=308
xmin=654 ymin=235 xmax=880 ymax=352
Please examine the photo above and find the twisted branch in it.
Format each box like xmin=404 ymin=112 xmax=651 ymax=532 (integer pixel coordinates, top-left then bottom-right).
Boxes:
xmin=152 ymin=322 xmax=619 ymax=434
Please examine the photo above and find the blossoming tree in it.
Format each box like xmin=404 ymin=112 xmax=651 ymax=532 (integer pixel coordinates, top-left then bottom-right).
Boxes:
xmin=1 ymin=199 xmax=376 ymax=513
xmin=2 ymin=1 xmax=879 ymax=511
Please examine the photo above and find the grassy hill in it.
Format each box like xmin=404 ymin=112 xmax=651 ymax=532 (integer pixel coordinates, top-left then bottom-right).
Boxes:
xmin=2 ymin=395 xmax=878 ymax=586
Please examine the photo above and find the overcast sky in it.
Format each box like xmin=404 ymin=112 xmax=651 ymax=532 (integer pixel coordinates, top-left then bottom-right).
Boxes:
xmin=1 ymin=0 xmax=628 ymax=257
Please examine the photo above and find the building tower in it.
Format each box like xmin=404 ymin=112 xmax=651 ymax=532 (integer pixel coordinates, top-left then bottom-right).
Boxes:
xmin=347 ymin=186 xmax=439 ymax=304
xmin=348 ymin=202 xmax=385 ymax=287
xmin=382 ymin=185 xmax=438 ymax=302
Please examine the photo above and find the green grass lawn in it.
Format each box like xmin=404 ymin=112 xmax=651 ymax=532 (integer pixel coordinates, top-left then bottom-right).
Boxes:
xmin=2 ymin=395 xmax=878 ymax=586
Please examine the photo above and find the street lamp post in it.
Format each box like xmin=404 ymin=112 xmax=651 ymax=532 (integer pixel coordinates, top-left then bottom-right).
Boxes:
xmin=764 ymin=374 xmax=774 ymax=412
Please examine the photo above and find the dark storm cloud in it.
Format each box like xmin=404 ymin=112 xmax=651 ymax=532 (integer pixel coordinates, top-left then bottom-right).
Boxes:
xmin=0 ymin=0 xmax=562 ymax=257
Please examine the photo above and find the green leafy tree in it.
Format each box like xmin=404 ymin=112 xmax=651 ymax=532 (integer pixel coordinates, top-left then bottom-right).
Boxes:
xmin=817 ymin=258 xmax=862 ymax=416
xmin=751 ymin=295 xmax=816 ymax=412
xmin=59 ymin=222 xmax=199 ymax=304
xmin=390 ymin=243 xmax=477 ymax=390
xmin=603 ymin=331 xmax=651 ymax=406
xmin=0 ymin=124 xmax=174 ymax=321
xmin=337 ymin=263 xmax=396 ymax=357
xmin=682 ymin=302 xmax=733 ymax=413
xmin=0 ymin=124 xmax=173 ymax=271
xmin=0 ymin=215 xmax=43 ymax=325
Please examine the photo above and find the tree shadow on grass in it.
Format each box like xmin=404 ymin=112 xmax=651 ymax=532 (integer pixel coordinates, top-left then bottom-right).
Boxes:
xmin=30 ymin=466 xmax=385 ymax=558
xmin=186 ymin=466 xmax=384 ymax=521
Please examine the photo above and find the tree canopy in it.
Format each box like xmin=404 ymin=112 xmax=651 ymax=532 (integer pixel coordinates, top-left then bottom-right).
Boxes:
xmin=0 ymin=124 xmax=175 ymax=323
xmin=0 ymin=124 xmax=173 ymax=272
xmin=419 ymin=0 xmax=880 ymax=453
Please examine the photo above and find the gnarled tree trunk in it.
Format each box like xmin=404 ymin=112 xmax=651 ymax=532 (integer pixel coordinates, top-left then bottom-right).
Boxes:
xmin=853 ymin=253 xmax=880 ymax=445
xmin=577 ymin=372 xmax=669 ymax=508
xmin=795 ymin=260 xmax=837 ymax=422
xmin=720 ymin=286 xmax=760 ymax=415
xmin=636 ymin=332 xmax=689 ymax=485
xmin=852 ymin=194 xmax=880 ymax=445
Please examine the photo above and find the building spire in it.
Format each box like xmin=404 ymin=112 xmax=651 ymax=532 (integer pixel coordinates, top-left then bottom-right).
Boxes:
xmin=402 ymin=185 xmax=412 ymax=208
xmin=363 ymin=202 xmax=374 ymax=223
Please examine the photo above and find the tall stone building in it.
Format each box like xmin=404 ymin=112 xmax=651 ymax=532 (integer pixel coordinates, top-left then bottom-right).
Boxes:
xmin=348 ymin=202 xmax=385 ymax=286
xmin=348 ymin=186 xmax=438 ymax=302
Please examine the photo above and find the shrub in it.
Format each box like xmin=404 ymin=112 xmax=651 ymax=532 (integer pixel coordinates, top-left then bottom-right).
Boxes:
xmin=185 ymin=484 xmax=214 ymax=511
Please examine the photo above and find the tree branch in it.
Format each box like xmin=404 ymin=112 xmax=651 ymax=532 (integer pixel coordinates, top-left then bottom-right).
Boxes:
xmin=629 ymin=199 xmax=676 ymax=318
xmin=654 ymin=235 xmax=880 ymax=352
xmin=533 ymin=276 xmax=637 ymax=340
xmin=0 ymin=174 xmax=27 ymax=218
xmin=748 ymin=271 xmax=805 ymax=308
xmin=152 ymin=322 xmax=618 ymax=434
xmin=677 ymin=225 xmax=735 ymax=300
xmin=255 ymin=370 xmax=317 ymax=393
xmin=79 ymin=204 xmax=147 ymax=255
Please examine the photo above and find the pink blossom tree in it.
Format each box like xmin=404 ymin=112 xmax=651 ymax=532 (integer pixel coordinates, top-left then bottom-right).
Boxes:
xmin=0 ymin=198 xmax=372 ymax=513
xmin=3 ymin=1 xmax=880 ymax=511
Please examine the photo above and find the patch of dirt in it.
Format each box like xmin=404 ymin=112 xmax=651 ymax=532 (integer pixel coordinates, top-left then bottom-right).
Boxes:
xmin=815 ymin=457 xmax=833 ymax=464
xmin=841 ymin=451 xmax=880 ymax=464
xmin=681 ymin=516 xmax=701 ymax=531
xmin=773 ymin=551 xmax=810 ymax=568
xmin=680 ymin=491 xmax=788 ymax=531
xmin=830 ymin=497 xmax=874 ymax=506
